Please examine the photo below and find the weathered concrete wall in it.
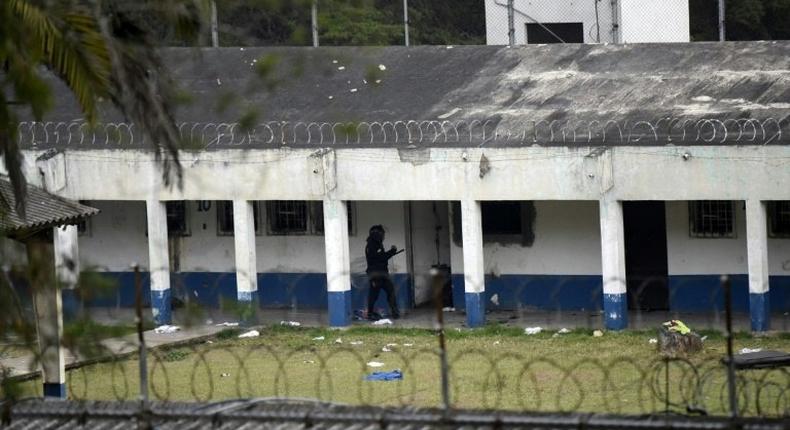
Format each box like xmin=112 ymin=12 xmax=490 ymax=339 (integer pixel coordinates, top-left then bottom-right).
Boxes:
xmin=14 ymin=146 xmax=790 ymax=202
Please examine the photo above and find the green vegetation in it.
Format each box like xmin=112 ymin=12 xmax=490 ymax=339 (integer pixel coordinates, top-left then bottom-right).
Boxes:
xmin=10 ymin=325 xmax=790 ymax=416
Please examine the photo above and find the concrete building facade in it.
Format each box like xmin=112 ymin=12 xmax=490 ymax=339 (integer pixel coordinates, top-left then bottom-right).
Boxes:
xmin=4 ymin=43 xmax=790 ymax=332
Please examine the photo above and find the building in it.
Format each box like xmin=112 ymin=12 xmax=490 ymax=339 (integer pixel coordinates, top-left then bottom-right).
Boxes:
xmin=3 ymin=42 xmax=790 ymax=332
xmin=484 ymin=0 xmax=691 ymax=45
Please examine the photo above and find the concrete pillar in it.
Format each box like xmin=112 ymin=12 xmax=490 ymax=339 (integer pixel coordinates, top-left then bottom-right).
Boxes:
xmin=233 ymin=200 xmax=258 ymax=323
xmin=599 ymin=198 xmax=628 ymax=330
xmin=54 ymin=225 xmax=80 ymax=319
xmin=323 ymin=198 xmax=351 ymax=327
xmin=146 ymin=200 xmax=171 ymax=325
xmin=746 ymin=200 xmax=770 ymax=331
xmin=28 ymin=233 xmax=66 ymax=398
xmin=461 ymin=200 xmax=485 ymax=328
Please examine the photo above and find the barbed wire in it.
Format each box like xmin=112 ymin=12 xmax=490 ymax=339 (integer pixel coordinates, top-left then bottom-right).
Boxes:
xmin=15 ymin=117 xmax=789 ymax=149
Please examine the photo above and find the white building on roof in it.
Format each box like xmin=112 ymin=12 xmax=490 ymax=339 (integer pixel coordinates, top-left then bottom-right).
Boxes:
xmin=484 ymin=0 xmax=691 ymax=45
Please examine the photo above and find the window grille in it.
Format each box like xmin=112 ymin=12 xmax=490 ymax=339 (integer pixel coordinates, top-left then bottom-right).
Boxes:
xmin=165 ymin=201 xmax=189 ymax=237
xmin=267 ymin=201 xmax=309 ymax=234
xmin=216 ymin=201 xmax=261 ymax=236
xmin=689 ymin=201 xmax=735 ymax=238
xmin=768 ymin=201 xmax=790 ymax=238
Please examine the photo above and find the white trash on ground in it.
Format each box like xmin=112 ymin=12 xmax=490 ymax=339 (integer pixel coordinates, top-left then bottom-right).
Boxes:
xmin=403 ymin=343 xmax=413 ymax=347
xmin=490 ymin=294 xmax=500 ymax=306
xmin=238 ymin=330 xmax=260 ymax=338
xmin=350 ymin=341 xmax=363 ymax=345
xmin=367 ymin=361 xmax=385 ymax=367
xmin=739 ymin=348 xmax=763 ymax=354
xmin=280 ymin=321 xmax=301 ymax=327
xmin=442 ymin=307 xmax=456 ymax=312
xmin=312 ymin=336 xmax=325 ymax=341
xmin=558 ymin=328 xmax=571 ymax=334
xmin=524 ymin=327 xmax=542 ymax=335
xmin=381 ymin=346 xmax=392 ymax=352
xmin=372 ymin=319 xmax=393 ymax=326
xmin=154 ymin=325 xmax=181 ymax=334
xmin=216 ymin=322 xmax=239 ymax=327
xmin=335 ymin=338 xmax=343 ymax=344
xmin=593 ymin=330 xmax=604 ymax=337
xmin=649 ymin=338 xmax=658 ymax=344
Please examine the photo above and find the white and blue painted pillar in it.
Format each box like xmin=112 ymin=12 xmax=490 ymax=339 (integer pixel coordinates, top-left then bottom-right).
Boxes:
xmin=746 ymin=199 xmax=770 ymax=332
xmin=599 ymin=198 xmax=628 ymax=330
xmin=323 ymin=198 xmax=352 ymax=327
xmin=54 ymin=225 xmax=80 ymax=320
xmin=28 ymin=234 xmax=66 ymax=398
xmin=233 ymin=200 xmax=258 ymax=323
xmin=146 ymin=200 xmax=171 ymax=326
xmin=461 ymin=199 xmax=485 ymax=328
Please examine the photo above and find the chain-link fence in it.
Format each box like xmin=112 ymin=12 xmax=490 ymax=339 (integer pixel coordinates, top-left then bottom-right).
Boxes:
xmin=201 ymin=0 xmax=787 ymax=47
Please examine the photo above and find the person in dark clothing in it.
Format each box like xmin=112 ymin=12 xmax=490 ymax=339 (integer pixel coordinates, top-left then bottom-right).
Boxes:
xmin=365 ymin=225 xmax=402 ymax=320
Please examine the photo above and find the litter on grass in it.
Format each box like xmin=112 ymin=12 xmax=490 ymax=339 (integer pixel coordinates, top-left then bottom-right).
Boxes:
xmin=350 ymin=341 xmax=363 ymax=345
xmin=740 ymin=348 xmax=763 ymax=354
xmin=335 ymin=338 xmax=343 ymax=344
xmin=365 ymin=370 xmax=403 ymax=381
xmin=154 ymin=325 xmax=181 ymax=334
xmin=216 ymin=322 xmax=239 ymax=327
xmin=403 ymin=343 xmax=413 ymax=347
xmin=558 ymin=328 xmax=571 ymax=334
xmin=367 ymin=361 xmax=384 ymax=367
xmin=382 ymin=346 xmax=392 ymax=352
xmin=593 ymin=330 xmax=604 ymax=337
xmin=649 ymin=338 xmax=658 ymax=344
xmin=386 ymin=343 xmax=398 ymax=347
xmin=312 ymin=336 xmax=325 ymax=341
xmin=280 ymin=321 xmax=301 ymax=327
xmin=238 ymin=330 xmax=260 ymax=338
xmin=524 ymin=327 xmax=542 ymax=335
xmin=372 ymin=319 xmax=393 ymax=326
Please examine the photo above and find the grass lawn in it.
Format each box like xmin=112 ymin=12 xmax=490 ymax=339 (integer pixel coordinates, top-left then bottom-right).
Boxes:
xmin=10 ymin=325 xmax=790 ymax=416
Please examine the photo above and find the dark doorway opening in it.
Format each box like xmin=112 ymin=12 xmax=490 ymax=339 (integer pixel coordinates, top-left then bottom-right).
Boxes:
xmin=623 ymin=201 xmax=669 ymax=311
xmin=526 ymin=22 xmax=584 ymax=44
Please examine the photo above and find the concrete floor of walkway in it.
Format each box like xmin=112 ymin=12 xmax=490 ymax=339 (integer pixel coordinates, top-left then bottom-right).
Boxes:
xmin=3 ymin=306 xmax=786 ymax=379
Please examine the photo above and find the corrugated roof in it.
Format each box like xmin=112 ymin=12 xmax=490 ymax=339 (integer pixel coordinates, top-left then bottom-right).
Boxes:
xmin=0 ymin=177 xmax=99 ymax=238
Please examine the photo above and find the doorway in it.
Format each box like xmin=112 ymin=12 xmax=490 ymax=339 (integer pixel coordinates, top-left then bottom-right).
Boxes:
xmin=623 ymin=201 xmax=669 ymax=310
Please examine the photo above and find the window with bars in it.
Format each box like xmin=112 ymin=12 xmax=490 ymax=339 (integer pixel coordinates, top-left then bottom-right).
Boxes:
xmin=689 ymin=201 xmax=735 ymax=238
xmin=166 ymin=201 xmax=190 ymax=237
xmin=768 ymin=201 xmax=790 ymax=238
xmin=266 ymin=201 xmax=309 ymax=234
xmin=266 ymin=201 xmax=355 ymax=235
xmin=216 ymin=201 xmax=261 ymax=236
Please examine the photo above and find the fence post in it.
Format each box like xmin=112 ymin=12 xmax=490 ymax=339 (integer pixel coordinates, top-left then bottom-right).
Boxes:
xmin=135 ymin=264 xmax=149 ymax=407
xmin=311 ymin=0 xmax=319 ymax=47
xmin=718 ymin=0 xmax=726 ymax=41
xmin=507 ymin=0 xmax=515 ymax=46
xmin=403 ymin=0 xmax=410 ymax=46
xmin=431 ymin=267 xmax=451 ymax=414
xmin=722 ymin=275 xmax=738 ymax=417
xmin=210 ymin=0 xmax=219 ymax=47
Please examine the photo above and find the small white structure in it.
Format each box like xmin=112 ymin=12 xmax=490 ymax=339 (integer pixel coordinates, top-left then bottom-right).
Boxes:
xmin=484 ymin=0 xmax=690 ymax=45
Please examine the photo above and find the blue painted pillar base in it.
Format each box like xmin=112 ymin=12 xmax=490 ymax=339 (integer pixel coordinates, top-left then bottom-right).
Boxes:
xmin=237 ymin=291 xmax=259 ymax=326
xmin=603 ymin=293 xmax=628 ymax=331
xmin=328 ymin=291 xmax=352 ymax=327
xmin=150 ymin=289 xmax=172 ymax=326
xmin=61 ymin=289 xmax=80 ymax=321
xmin=465 ymin=292 xmax=486 ymax=328
xmin=749 ymin=292 xmax=770 ymax=332
xmin=43 ymin=383 xmax=66 ymax=399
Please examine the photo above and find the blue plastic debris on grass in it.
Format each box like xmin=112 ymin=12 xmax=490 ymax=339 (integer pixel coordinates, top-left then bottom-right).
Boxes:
xmin=364 ymin=370 xmax=403 ymax=381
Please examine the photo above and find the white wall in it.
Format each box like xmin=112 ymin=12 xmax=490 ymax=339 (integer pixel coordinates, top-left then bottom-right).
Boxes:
xmin=666 ymin=201 xmax=790 ymax=276
xmin=484 ymin=0 xmax=689 ymax=45
xmin=79 ymin=201 xmax=148 ymax=272
xmin=619 ymin=0 xmax=690 ymax=43
xmin=78 ymin=200 xmax=409 ymax=275
xmin=410 ymin=201 xmax=451 ymax=305
xmin=450 ymin=201 xmax=602 ymax=276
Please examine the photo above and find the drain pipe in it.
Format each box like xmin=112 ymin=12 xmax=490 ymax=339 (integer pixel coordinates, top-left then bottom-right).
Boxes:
xmin=610 ymin=0 xmax=620 ymax=43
